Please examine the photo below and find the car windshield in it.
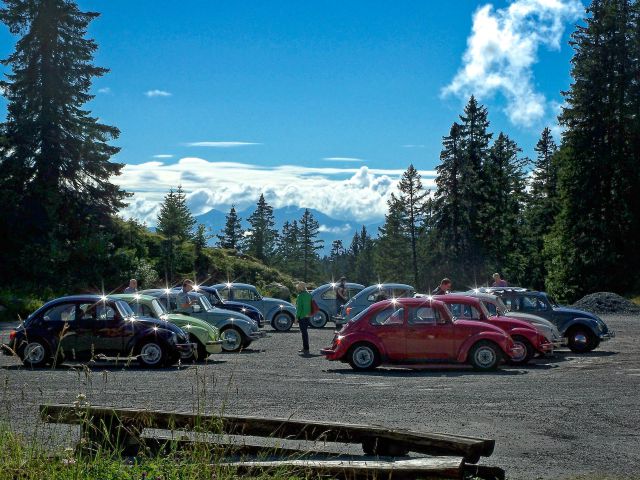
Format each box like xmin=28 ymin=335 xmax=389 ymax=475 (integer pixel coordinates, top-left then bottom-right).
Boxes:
xmin=151 ymin=299 xmax=166 ymax=316
xmin=477 ymin=301 xmax=491 ymax=318
xmin=209 ymin=289 xmax=224 ymax=304
xmin=495 ymin=297 xmax=508 ymax=314
xmin=198 ymin=295 xmax=214 ymax=311
xmin=547 ymin=295 xmax=559 ymax=308
xmin=115 ymin=301 xmax=134 ymax=318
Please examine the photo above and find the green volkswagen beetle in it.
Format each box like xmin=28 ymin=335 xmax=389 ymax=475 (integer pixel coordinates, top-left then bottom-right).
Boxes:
xmin=111 ymin=294 xmax=222 ymax=361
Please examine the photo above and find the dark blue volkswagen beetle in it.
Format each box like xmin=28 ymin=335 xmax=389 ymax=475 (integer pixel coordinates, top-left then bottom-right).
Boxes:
xmin=1 ymin=295 xmax=193 ymax=368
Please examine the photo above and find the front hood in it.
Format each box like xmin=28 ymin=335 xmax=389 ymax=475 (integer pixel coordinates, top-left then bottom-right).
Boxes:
xmin=554 ymin=306 xmax=596 ymax=319
xmin=165 ymin=314 xmax=215 ymax=331
xmin=208 ymin=308 xmax=254 ymax=323
xmin=133 ymin=316 xmax=183 ymax=334
xmin=263 ymin=297 xmax=294 ymax=308
xmin=455 ymin=319 xmax=506 ymax=335
xmin=491 ymin=315 xmax=537 ymax=331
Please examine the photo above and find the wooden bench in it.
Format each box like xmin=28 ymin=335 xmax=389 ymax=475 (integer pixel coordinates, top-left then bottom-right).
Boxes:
xmin=40 ymin=403 xmax=504 ymax=479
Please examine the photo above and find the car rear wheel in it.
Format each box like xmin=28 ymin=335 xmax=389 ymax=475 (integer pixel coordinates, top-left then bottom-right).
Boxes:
xmin=309 ymin=310 xmax=328 ymax=329
xmin=220 ymin=327 xmax=243 ymax=352
xmin=348 ymin=343 xmax=380 ymax=371
xmin=21 ymin=340 xmax=51 ymax=368
xmin=469 ymin=340 xmax=502 ymax=371
xmin=272 ymin=312 xmax=293 ymax=332
xmin=508 ymin=336 xmax=534 ymax=365
xmin=137 ymin=340 xmax=167 ymax=368
xmin=182 ymin=334 xmax=208 ymax=362
xmin=567 ymin=327 xmax=597 ymax=353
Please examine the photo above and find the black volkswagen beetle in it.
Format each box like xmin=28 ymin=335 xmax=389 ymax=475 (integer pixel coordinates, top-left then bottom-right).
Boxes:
xmin=1 ymin=295 xmax=194 ymax=368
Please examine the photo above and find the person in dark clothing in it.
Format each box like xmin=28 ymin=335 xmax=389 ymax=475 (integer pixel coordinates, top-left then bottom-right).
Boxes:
xmin=432 ymin=278 xmax=452 ymax=296
xmin=335 ymin=276 xmax=348 ymax=312
xmin=295 ymin=282 xmax=312 ymax=354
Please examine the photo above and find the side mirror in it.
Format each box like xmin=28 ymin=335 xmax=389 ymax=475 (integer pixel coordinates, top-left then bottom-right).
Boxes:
xmin=192 ymin=304 xmax=201 ymax=313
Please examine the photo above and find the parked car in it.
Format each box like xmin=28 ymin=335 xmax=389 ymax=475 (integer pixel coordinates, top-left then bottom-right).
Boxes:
xmin=111 ymin=294 xmax=222 ymax=361
xmin=210 ymin=283 xmax=297 ymax=332
xmin=321 ymin=297 xmax=518 ymax=371
xmin=140 ymin=289 xmax=264 ymax=352
xmin=0 ymin=295 xmax=193 ymax=368
xmin=482 ymin=287 xmax=615 ymax=353
xmin=309 ymin=282 xmax=365 ymax=328
xmin=333 ymin=283 xmax=415 ymax=326
xmin=463 ymin=290 xmax=563 ymax=347
xmin=190 ymin=286 xmax=264 ymax=327
xmin=432 ymin=294 xmax=553 ymax=365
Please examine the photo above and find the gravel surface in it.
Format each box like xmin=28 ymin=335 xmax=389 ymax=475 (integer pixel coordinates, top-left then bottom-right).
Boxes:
xmin=0 ymin=315 xmax=639 ymax=479
xmin=573 ymin=292 xmax=640 ymax=315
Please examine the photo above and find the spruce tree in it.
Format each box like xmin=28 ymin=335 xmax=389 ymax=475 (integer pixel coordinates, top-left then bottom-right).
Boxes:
xmin=0 ymin=0 xmax=127 ymax=286
xmin=298 ymin=209 xmax=323 ymax=281
xmin=275 ymin=220 xmax=302 ymax=277
xmin=545 ymin=0 xmax=640 ymax=300
xmin=156 ymin=186 xmax=195 ymax=282
xmin=193 ymin=223 xmax=211 ymax=279
xmin=374 ymin=194 xmax=411 ymax=284
xmin=354 ymin=226 xmax=375 ymax=285
xmin=246 ymin=194 xmax=278 ymax=264
xmin=216 ymin=205 xmax=244 ymax=250
xmin=329 ymin=240 xmax=347 ymax=278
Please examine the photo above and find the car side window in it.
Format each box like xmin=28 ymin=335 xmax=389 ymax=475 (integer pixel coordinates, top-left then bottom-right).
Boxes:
xmin=348 ymin=288 xmax=360 ymax=299
xmin=392 ymin=288 xmax=412 ymax=298
xmin=233 ymin=288 xmax=259 ymax=301
xmin=367 ymin=289 xmax=389 ymax=302
xmin=321 ymin=289 xmax=336 ymax=300
xmin=503 ymin=297 xmax=519 ymax=312
xmin=42 ymin=303 xmax=76 ymax=322
xmin=409 ymin=307 xmax=439 ymax=325
xmin=370 ymin=307 xmax=404 ymax=326
xmin=484 ymin=302 xmax=498 ymax=316
xmin=522 ymin=296 xmax=546 ymax=312
xmin=95 ymin=304 xmax=118 ymax=322
xmin=78 ymin=303 xmax=95 ymax=321
xmin=218 ymin=288 xmax=230 ymax=300
xmin=448 ymin=303 xmax=480 ymax=319
xmin=138 ymin=304 xmax=154 ymax=317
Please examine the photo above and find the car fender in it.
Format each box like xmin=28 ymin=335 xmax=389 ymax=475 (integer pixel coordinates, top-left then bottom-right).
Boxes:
xmin=340 ymin=332 xmax=390 ymax=360
xmin=219 ymin=317 xmax=254 ymax=337
xmin=126 ymin=328 xmax=173 ymax=354
xmin=507 ymin=327 xmax=538 ymax=343
xmin=457 ymin=332 xmax=509 ymax=363
xmin=562 ymin=317 xmax=599 ymax=335
xmin=265 ymin=304 xmax=295 ymax=322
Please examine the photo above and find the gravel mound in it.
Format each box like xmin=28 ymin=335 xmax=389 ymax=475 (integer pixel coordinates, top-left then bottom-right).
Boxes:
xmin=573 ymin=292 xmax=640 ymax=315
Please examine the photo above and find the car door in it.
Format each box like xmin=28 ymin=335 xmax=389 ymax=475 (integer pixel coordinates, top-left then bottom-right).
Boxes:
xmin=368 ymin=305 xmax=406 ymax=361
xmin=232 ymin=287 xmax=264 ymax=313
xmin=72 ymin=303 xmax=99 ymax=359
xmin=90 ymin=303 xmax=126 ymax=355
xmin=405 ymin=306 xmax=455 ymax=361
xmin=41 ymin=302 xmax=83 ymax=359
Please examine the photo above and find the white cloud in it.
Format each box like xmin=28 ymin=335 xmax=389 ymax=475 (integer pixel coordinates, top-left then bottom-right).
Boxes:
xmin=145 ymin=89 xmax=172 ymax=97
xmin=97 ymin=87 xmax=111 ymax=94
xmin=318 ymin=224 xmax=353 ymax=234
xmin=116 ymin=158 xmax=436 ymax=226
xmin=323 ymin=157 xmax=365 ymax=163
xmin=443 ymin=0 xmax=582 ymax=127
xmin=185 ymin=142 xmax=261 ymax=148
xmin=152 ymin=154 xmax=174 ymax=159
xmin=402 ymin=144 xmax=426 ymax=148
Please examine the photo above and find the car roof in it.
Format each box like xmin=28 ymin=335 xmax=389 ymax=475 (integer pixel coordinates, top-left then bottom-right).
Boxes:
xmin=362 ymin=283 xmax=414 ymax=291
xmin=311 ymin=283 xmax=365 ymax=294
xmin=461 ymin=291 xmax=499 ymax=301
xmin=210 ymin=283 xmax=256 ymax=289
xmin=432 ymin=293 xmax=482 ymax=304
xmin=110 ymin=294 xmax=156 ymax=302
xmin=379 ymin=297 xmax=448 ymax=308
xmin=49 ymin=295 xmax=115 ymax=302
xmin=482 ymin=287 xmax=533 ymax=294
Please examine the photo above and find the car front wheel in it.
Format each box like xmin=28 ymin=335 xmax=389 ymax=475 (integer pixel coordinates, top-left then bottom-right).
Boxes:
xmin=21 ymin=340 xmax=51 ymax=368
xmin=220 ymin=327 xmax=243 ymax=352
xmin=567 ymin=327 xmax=597 ymax=353
xmin=309 ymin=310 xmax=328 ymax=329
xmin=469 ymin=341 xmax=502 ymax=371
xmin=272 ymin=312 xmax=293 ymax=332
xmin=137 ymin=340 xmax=167 ymax=368
xmin=508 ymin=336 xmax=534 ymax=365
xmin=348 ymin=343 xmax=380 ymax=371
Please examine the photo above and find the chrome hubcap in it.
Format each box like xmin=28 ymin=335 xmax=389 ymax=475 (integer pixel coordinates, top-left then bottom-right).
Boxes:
xmin=573 ymin=332 xmax=588 ymax=346
xmin=310 ymin=312 xmax=326 ymax=327
xmin=274 ymin=314 xmax=291 ymax=330
xmin=221 ymin=329 xmax=241 ymax=350
xmin=24 ymin=343 xmax=45 ymax=364
xmin=353 ymin=346 xmax=374 ymax=368
xmin=475 ymin=347 xmax=496 ymax=367
xmin=140 ymin=343 xmax=162 ymax=364
xmin=511 ymin=342 xmax=527 ymax=362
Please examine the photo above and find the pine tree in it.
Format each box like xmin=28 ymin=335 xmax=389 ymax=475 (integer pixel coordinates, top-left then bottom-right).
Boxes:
xmin=216 ymin=205 xmax=244 ymax=250
xmin=396 ymin=164 xmax=429 ymax=287
xmin=246 ymin=194 xmax=278 ymax=264
xmin=545 ymin=0 xmax=640 ymax=300
xmin=354 ymin=226 xmax=375 ymax=285
xmin=0 ymin=0 xmax=127 ymax=286
xmin=156 ymin=186 xmax=195 ymax=241
xmin=374 ymin=194 xmax=411 ymax=284
xmin=275 ymin=220 xmax=302 ymax=276
xmin=299 ymin=209 xmax=323 ymax=281
xmin=193 ymin=224 xmax=212 ymax=279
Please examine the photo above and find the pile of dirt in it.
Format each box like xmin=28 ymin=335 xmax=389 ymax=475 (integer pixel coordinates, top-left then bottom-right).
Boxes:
xmin=573 ymin=292 xmax=640 ymax=315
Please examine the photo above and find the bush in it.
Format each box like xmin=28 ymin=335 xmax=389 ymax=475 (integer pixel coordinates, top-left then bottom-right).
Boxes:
xmin=0 ymin=291 xmax=47 ymax=322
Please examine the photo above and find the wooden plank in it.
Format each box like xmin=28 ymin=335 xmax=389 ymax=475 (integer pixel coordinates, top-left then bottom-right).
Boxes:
xmin=221 ymin=456 xmax=464 ymax=480
xmin=39 ymin=404 xmax=494 ymax=463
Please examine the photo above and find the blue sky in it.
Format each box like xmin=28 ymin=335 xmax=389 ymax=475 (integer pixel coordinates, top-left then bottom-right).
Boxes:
xmin=0 ymin=0 xmax=585 ymax=226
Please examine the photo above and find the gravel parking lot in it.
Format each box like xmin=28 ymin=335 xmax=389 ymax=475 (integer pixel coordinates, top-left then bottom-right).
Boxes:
xmin=0 ymin=315 xmax=639 ymax=479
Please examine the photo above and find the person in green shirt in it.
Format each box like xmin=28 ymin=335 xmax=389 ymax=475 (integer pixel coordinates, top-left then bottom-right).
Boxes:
xmin=295 ymin=282 xmax=312 ymax=354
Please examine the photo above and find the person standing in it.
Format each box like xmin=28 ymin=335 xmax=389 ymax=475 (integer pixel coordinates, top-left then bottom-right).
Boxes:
xmin=295 ymin=282 xmax=312 ymax=355
xmin=492 ymin=273 xmax=508 ymax=287
xmin=124 ymin=279 xmax=138 ymax=294
xmin=335 ymin=276 xmax=348 ymax=313
xmin=432 ymin=278 xmax=452 ymax=296
xmin=177 ymin=279 xmax=196 ymax=311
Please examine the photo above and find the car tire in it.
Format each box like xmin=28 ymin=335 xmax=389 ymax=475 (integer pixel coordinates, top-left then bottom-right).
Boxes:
xmin=469 ymin=340 xmax=502 ymax=371
xmin=347 ymin=343 xmax=380 ymax=371
xmin=20 ymin=339 xmax=51 ymax=368
xmin=220 ymin=327 xmax=244 ymax=352
xmin=137 ymin=340 xmax=168 ymax=368
xmin=567 ymin=326 xmax=597 ymax=353
xmin=182 ymin=334 xmax=208 ymax=362
xmin=508 ymin=336 xmax=534 ymax=366
xmin=272 ymin=312 xmax=293 ymax=332
xmin=309 ymin=310 xmax=328 ymax=329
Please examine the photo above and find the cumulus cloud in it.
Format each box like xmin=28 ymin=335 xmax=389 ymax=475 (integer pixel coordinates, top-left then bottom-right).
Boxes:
xmin=116 ymin=158 xmax=436 ymax=226
xmin=145 ymin=89 xmax=172 ymax=97
xmin=443 ymin=0 xmax=582 ymax=127
xmin=185 ymin=141 xmax=261 ymax=148
xmin=152 ymin=154 xmax=174 ymax=159
xmin=318 ymin=224 xmax=353 ymax=234
xmin=323 ymin=157 xmax=365 ymax=163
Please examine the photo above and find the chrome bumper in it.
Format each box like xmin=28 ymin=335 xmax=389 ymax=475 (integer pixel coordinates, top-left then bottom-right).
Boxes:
xmin=599 ymin=331 xmax=615 ymax=341
xmin=332 ymin=315 xmax=346 ymax=325
xmin=249 ymin=331 xmax=267 ymax=340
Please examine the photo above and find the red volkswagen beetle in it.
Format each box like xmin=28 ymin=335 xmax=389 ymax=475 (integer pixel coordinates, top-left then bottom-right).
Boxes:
xmin=321 ymin=297 xmax=518 ymax=371
xmin=433 ymin=294 xmax=553 ymax=365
